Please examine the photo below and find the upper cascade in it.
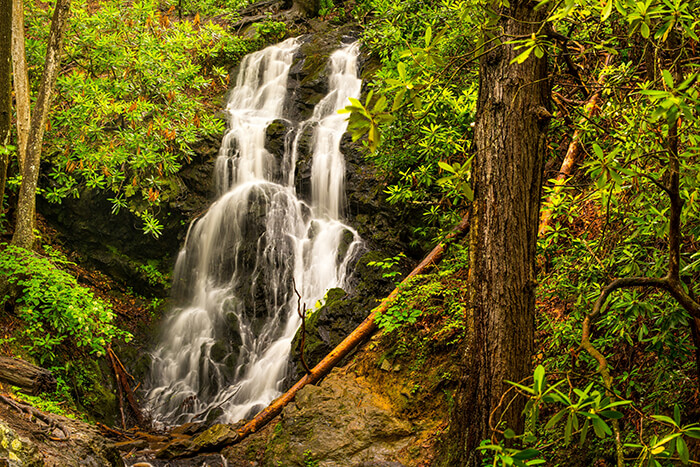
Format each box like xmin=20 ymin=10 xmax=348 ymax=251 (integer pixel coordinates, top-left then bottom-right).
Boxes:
xmin=145 ymin=38 xmax=364 ymax=425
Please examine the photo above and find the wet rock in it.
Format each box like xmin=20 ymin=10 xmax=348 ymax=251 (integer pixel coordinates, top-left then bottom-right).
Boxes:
xmin=263 ymin=368 xmax=413 ymax=466
xmin=288 ymin=250 xmax=400 ymax=383
xmin=265 ymin=119 xmax=294 ymax=183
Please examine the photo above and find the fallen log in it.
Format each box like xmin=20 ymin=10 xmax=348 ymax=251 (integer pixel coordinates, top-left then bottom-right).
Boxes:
xmin=0 ymin=356 xmax=57 ymax=395
xmin=176 ymin=213 xmax=471 ymax=457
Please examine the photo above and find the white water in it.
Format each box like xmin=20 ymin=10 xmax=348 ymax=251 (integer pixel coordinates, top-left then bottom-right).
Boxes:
xmin=146 ymin=39 xmax=363 ymax=425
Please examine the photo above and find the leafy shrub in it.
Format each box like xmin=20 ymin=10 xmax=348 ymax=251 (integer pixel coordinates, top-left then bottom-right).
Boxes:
xmin=23 ymin=0 xmax=286 ymax=237
xmin=0 ymin=244 xmax=131 ymax=364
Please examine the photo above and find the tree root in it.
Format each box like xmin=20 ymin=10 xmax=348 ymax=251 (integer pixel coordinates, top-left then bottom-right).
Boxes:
xmin=0 ymin=394 xmax=71 ymax=440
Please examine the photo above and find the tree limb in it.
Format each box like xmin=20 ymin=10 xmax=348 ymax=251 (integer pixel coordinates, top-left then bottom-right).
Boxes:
xmin=173 ymin=213 xmax=470 ymax=456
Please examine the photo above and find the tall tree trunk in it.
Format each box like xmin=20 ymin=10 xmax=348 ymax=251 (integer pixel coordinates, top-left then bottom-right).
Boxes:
xmin=11 ymin=0 xmax=30 ymax=172
xmin=442 ymin=1 xmax=549 ymax=464
xmin=0 ymin=0 xmax=12 ymax=210
xmin=11 ymin=0 xmax=71 ymax=249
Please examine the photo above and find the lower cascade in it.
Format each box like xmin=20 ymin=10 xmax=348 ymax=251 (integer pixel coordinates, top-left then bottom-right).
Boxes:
xmin=145 ymin=37 xmax=364 ymax=425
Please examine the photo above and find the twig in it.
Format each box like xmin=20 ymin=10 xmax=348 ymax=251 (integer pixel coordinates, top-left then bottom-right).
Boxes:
xmin=292 ymin=278 xmax=311 ymax=375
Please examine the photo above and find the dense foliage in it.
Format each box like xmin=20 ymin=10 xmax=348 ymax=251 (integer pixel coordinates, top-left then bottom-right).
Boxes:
xmin=0 ymin=244 xmax=130 ymax=363
xmin=19 ymin=0 xmax=286 ymax=236
xmin=355 ymin=0 xmax=700 ymax=462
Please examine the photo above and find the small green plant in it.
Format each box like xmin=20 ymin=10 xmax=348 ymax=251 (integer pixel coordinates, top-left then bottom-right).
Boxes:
xmin=303 ymin=450 xmax=319 ymax=467
xmin=318 ymin=0 xmax=334 ymax=15
xmin=481 ymin=366 xmax=700 ymax=466
xmin=367 ymin=252 xmax=405 ymax=281
xmin=138 ymin=260 xmax=170 ymax=288
xmin=0 ymin=244 xmax=131 ymax=364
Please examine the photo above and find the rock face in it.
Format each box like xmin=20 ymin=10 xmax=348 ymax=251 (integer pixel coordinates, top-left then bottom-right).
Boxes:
xmin=37 ymin=132 xmax=220 ymax=297
xmin=263 ymin=369 xmax=414 ymax=467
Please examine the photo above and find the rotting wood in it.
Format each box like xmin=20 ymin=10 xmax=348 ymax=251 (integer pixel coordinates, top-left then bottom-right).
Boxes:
xmin=0 ymin=356 xmax=57 ymax=395
xmin=176 ymin=213 xmax=471 ymax=457
xmin=538 ymin=54 xmax=611 ymax=236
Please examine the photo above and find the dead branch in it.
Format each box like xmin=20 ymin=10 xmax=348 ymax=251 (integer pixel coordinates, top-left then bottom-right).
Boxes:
xmin=539 ymin=54 xmax=611 ymax=236
xmin=0 ymin=356 xmax=57 ymax=395
xmin=292 ymin=278 xmax=311 ymax=375
xmin=107 ymin=346 xmax=148 ymax=428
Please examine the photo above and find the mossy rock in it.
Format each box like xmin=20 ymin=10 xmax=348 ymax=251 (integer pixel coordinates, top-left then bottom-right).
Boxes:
xmin=0 ymin=422 xmax=43 ymax=467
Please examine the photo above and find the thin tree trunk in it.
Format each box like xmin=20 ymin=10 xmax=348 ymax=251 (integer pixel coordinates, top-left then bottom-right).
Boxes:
xmin=0 ymin=0 xmax=12 ymax=210
xmin=443 ymin=1 xmax=550 ymax=464
xmin=11 ymin=0 xmax=71 ymax=249
xmin=11 ymin=0 xmax=29 ymax=172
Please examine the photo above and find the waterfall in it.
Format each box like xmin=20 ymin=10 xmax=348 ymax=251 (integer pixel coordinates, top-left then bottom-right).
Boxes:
xmin=146 ymin=38 xmax=364 ymax=425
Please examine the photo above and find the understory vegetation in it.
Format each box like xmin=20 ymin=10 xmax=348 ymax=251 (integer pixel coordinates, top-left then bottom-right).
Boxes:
xmin=0 ymin=0 xmax=698 ymax=464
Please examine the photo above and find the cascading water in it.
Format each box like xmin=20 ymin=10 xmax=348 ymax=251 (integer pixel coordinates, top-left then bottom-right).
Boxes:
xmin=146 ymin=38 xmax=364 ymax=425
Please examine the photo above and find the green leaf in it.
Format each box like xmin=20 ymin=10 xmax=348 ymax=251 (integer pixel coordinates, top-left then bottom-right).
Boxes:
xmin=677 ymin=436 xmax=690 ymax=464
xmin=592 ymin=417 xmax=611 ymax=438
xmin=579 ymin=418 xmax=590 ymax=445
xmin=652 ymin=415 xmax=678 ymax=426
xmin=592 ymin=143 xmax=604 ymax=159
xmin=462 ymin=183 xmax=474 ymax=202
xmin=397 ymin=62 xmax=407 ymax=80
xmin=438 ymin=161 xmax=456 ymax=173
xmin=391 ymin=89 xmax=405 ymax=113
xmin=511 ymin=448 xmax=540 ymax=460
xmin=641 ymin=22 xmax=650 ymax=38
xmin=662 ymin=69 xmax=674 ymax=88
xmin=601 ymin=0 xmax=613 ymax=19
xmin=504 ymin=428 xmax=516 ymax=439
xmin=545 ymin=409 xmax=568 ymax=430
xmin=511 ymin=46 xmax=533 ymax=65
xmin=534 ymin=365 xmax=546 ymax=393
xmin=600 ymin=410 xmax=623 ymax=419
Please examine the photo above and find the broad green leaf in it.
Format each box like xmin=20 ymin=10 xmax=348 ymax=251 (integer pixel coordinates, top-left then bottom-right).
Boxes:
xmin=652 ymin=415 xmax=677 ymax=426
xmin=438 ymin=161 xmax=456 ymax=173
xmin=534 ymin=365 xmax=546 ymax=393
xmin=511 ymin=448 xmax=540 ymax=460
xmin=600 ymin=410 xmax=624 ymax=419
xmin=545 ymin=408 xmax=567 ymax=430
xmin=662 ymin=69 xmax=674 ymax=88
xmin=602 ymin=0 xmax=613 ymax=19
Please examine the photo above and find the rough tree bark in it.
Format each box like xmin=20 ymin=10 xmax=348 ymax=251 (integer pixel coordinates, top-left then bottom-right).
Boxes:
xmin=11 ymin=0 xmax=71 ymax=249
xmin=0 ymin=0 xmax=11 ymax=209
xmin=442 ymin=0 xmax=550 ymax=464
xmin=12 ymin=0 xmax=30 ymax=173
